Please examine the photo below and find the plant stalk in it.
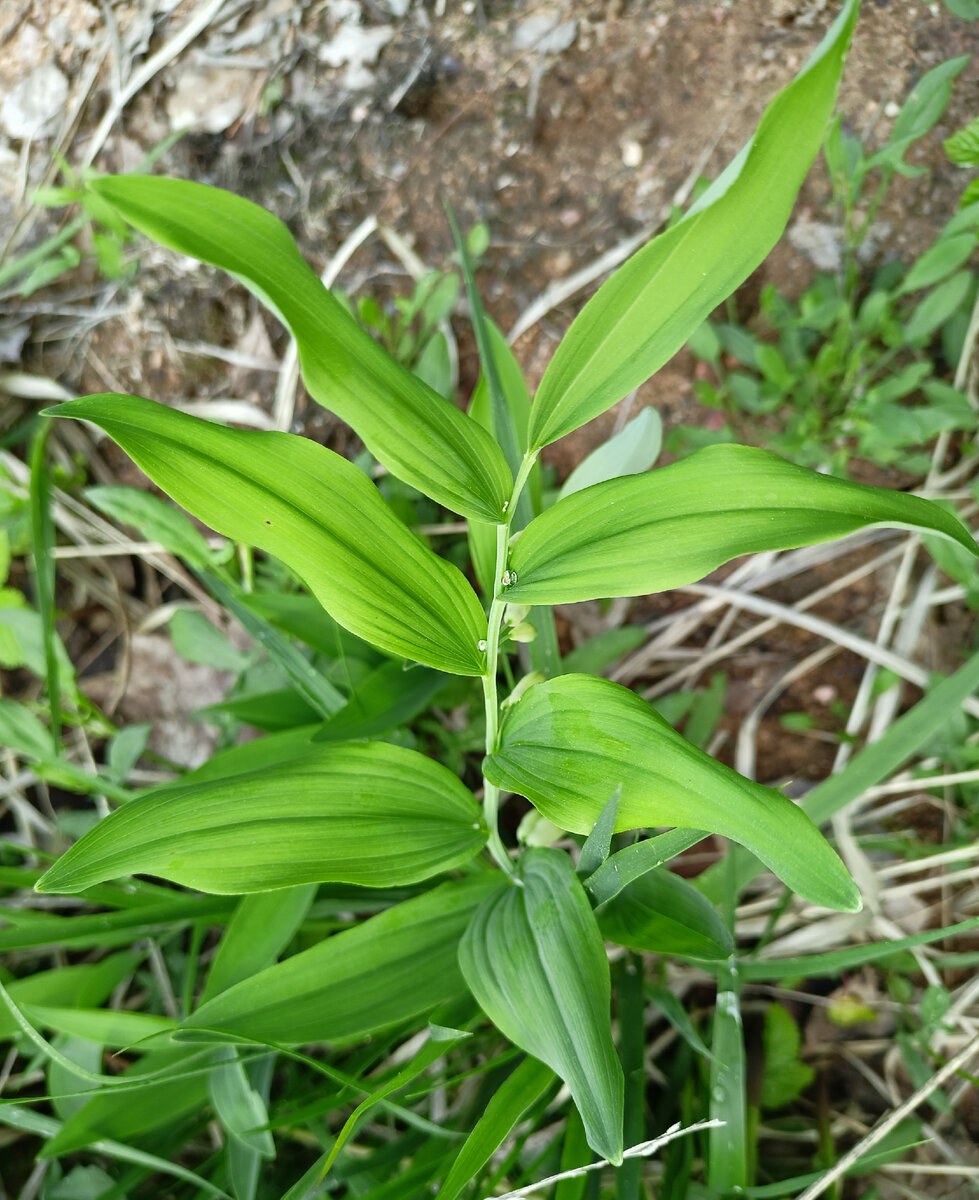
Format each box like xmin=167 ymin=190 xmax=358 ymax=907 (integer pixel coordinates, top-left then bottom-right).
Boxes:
xmin=480 ymin=451 xmax=538 ymax=875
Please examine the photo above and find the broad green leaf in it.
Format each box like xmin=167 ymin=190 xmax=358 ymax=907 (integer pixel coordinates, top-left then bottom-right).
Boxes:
xmin=526 ymin=0 xmax=859 ymax=449
xmin=869 ymin=56 xmax=970 ymax=173
xmin=558 ymin=407 xmax=662 ymax=500
xmin=898 ymin=232 xmax=977 ymax=294
xmin=708 ymin=967 xmax=747 ymax=1191
xmin=89 ymin=175 xmax=511 ymax=522
xmin=36 ymin=742 xmax=487 ymax=895
xmin=904 ymin=270 xmax=973 ymax=343
xmin=0 ymin=695 xmax=53 ymax=758
xmin=49 ymin=395 xmax=488 ymax=676
xmin=503 ymin=444 xmax=977 ymax=605
xmin=170 ymin=607 xmax=252 ymax=672
xmin=597 ymin=867 xmax=733 ymax=960
xmin=485 ymin=675 xmax=860 ymax=912
xmin=459 ymin=848 xmax=625 ymax=1163
xmin=944 ymin=0 xmax=979 ymax=17
xmin=439 ymin=1056 xmax=556 ymax=1200
xmin=180 ymin=874 xmax=504 ymax=1045
xmin=85 ymin=483 xmax=218 ymax=567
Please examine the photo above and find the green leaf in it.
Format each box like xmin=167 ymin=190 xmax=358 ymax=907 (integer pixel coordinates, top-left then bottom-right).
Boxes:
xmin=943 ymin=0 xmax=979 ymax=18
xmin=597 ymin=867 xmax=733 ymax=960
xmin=526 ymin=0 xmax=859 ymax=449
xmin=210 ymin=1046 xmax=275 ymax=1158
xmin=504 ymin=444 xmax=978 ymax=604
xmin=459 ymin=848 xmax=625 ymax=1163
xmin=0 ymin=696 xmax=53 ymax=758
xmin=50 ymin=395 xmax=488 ymax=676
xmin=438 ymin=1057 xmax=556 ymax=1200
xmin=170 ymin=608 xmax=252 ymax=672
xmin=898 ymin=232 xmax=977 ymax=293
xmin=485 ymin=675 xmax=860 ymax=912
xmin=312 ymin=661 xmax=447 ymax=742
xmin=586 ymin=829 xmax=708 ymax=907
xmin=558 ymin=407 xmax=662 ymax=500
xmin=576 ymin=785 xmax=620 ymax=878
xmin=946 ymin=115 xmax=979 ymax=164
xmin=904 ymin=270 xmax=973 ymax=343
xmin=180 ymin=874 xmax=504 ymax=1045
xmin=88 ymin=175 xmax=511 ymax=522
xmin=36 ymin=741 xmax=487 ymax=894
xmin=760 ymin=1004 xmax=814 ymax=1109
xmin=872 ymin=56 xmax=970 ymax=172
xmin=201 ymin=885 xmax=317 ymax=1004
xmin=85 ymin=484 xmax=218 ymax=566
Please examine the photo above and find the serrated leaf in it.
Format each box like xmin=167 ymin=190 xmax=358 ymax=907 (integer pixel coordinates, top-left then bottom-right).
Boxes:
xmin=597 ymin=867 xmax=733 ymax=960
xmin=88 ymin=175 xmax=511 ymax=522
xmin=760 ymin=1003 xmax=814 ymax=1109
xmin=180 ymin=874 xmax=503 ymax=1045
xmin=485 ymin=675 xmax=860 ymax=912
xmin=503 ymin=444 xmax=977 ymax=604
xmin=459 ymin=848 xmax=625 ymax=1163
xmin=36 ymin=741 xmax=487 ymax=895
xmin=51 ymin=395 xmax=487 ymax=676
xmin=526 ymin=0 xmax=859 ymax=449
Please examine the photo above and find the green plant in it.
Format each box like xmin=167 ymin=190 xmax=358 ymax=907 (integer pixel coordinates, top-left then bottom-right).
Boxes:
xmin=5 ymin=2 xmax=979 ymax=1194
xmin=679 ymin=56 xmax=979 ymax=476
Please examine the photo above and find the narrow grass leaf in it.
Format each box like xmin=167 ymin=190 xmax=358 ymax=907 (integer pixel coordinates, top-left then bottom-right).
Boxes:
xmin=527 ymin=0 xmax=859 ymax=449
xmin=49 ymin=395 xmax=488 ymax=676
xmin=576 ymin=785 xmax=620 ymax=878
xmin=740 ymin=915 xmax=979 ymax=981
xmin=89 ymin=174 xmax=511 ymax=521
xmin=597 ymin=868 xmax=733 ymax=960
xmin=201 ymin=885 xmax=317 ymax=1004
xmin=460 ymin=848 xmax=625 ymax=1163
xmin=586 ymin=830 xmax=708 ymax=907
xmin=36 ymin=741 xmax=487 ymax=894
xmin=504 ymin=444 xmax=977 ymax=604
xmin=438 ymin=1057 xmax=556 ymax=1200
xmin=181 ymin=875 xmax=504 ymax=1045
xmin=485 ymin=675 xmax=860 ymax=912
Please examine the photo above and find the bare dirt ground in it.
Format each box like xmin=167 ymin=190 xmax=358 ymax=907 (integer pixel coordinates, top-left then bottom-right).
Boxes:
xmin=2 ymin=4 xmax=979 ymax=1189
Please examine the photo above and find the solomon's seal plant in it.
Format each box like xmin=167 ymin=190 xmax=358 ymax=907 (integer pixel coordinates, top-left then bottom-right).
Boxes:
xmin=27 ymin=0 xmax=979 ymax=1190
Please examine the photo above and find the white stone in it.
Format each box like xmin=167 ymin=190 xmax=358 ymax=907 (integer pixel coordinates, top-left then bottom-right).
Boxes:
xmin=514 ymin=13 xmax=578 ymax=55
xmin=0 ymin=62 xmax=69 ymax=140
xmin=166 ymin=66 xmax=255 ymax=134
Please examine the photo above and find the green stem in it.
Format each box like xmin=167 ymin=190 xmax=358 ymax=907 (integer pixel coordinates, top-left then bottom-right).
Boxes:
xmin=479 ymin=451 xmax=538 ymax=876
